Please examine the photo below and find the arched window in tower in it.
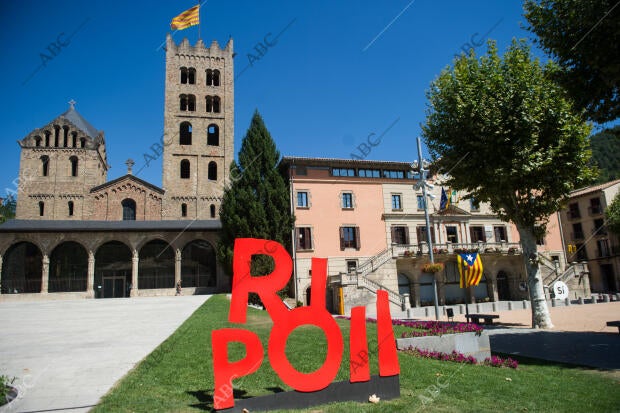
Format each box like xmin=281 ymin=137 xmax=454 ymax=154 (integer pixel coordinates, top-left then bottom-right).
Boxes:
xmin=180 ymin=94 xmax=188 ymax=111
xmin=80 ymin=138 xmax=86 ymax=148
xmin=206 ymin=69 xmax=213 ymax=86
xmin=54 ymin=126 xmax=60 ymax=147
xmin=39 ymin=201 xmax=45 ymax=217
xmin=34 ymin=136 xmax=41 ymax=147
xmin=205 ymin=96 xmax=213 ymax=112
xmin=188 ymin=68 xmax=196 ymax=84
xmin=63 ymin=126 xmax=69 ymax=147
xmin=69 ymin=156 xmax=78 ymax=177
xmin=68 ymin=201 xmax=74 ymax=216
xmin=208 ymin=161 xmax=217 ymax=181
xmin=71 ymin=132 xmax=77 ymax=148
xmin=180 ymin=159 xmax=190 ymax=179
xmin=121 ymin=198 xmax=136 ymax=220
xmin=180 ymin=67 xmax=188 ymax=84
xmin=44 ymin=131 xmax=50 ymax=147
xmin=181 ymin=203 xmax=187 ymax=217
xmin=180 ymin=122 xmax=192 ymax=145
xmin=210 ymin=204 xmax=216 ymax=218
xmin=207 ymin=124 xmax=219 ymax=146
xmin=213 ymin=96 xmax=221 ymax=113
xmin=213 ymin=70 xmax=221 ymax=86
xmin=187 ymin=94 xmax=196 ymax=111
xmin=40 ymin=156 xmax=49 ymax=176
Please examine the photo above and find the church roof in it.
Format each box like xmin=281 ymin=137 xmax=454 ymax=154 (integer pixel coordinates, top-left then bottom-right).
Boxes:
xmin=60 ymin=104 xmax=100 ymax=138
xmin=90 ymin=174 xmax=165 ymax=194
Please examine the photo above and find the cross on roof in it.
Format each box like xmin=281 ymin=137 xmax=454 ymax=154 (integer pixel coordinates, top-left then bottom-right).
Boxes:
xmin=125 ymin=158 xmax=135 ymax=175
xmin=68 ymin=99 xmax=76 ymax=109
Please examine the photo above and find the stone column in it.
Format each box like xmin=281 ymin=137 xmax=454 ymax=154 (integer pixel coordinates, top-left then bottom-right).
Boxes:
xmin=86 ymin=251 xmax=95 ymax=298
xmin=488 ymin=276 xmax=499 ymax=302
xmin=41 ymin=254 xmax=50 ymax=294
xmin=412 ymin=279 xmax=421 ymax=307
xmin=131 ymin=250 xmax=139 ymax=297
xmin=175 ymin=248 xmax=182 ymax=287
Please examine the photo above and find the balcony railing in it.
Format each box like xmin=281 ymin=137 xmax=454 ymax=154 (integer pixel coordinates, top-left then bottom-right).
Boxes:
xmin=588 ymin=205 xmax=603 ymax=216
xmin=393 ymin=241 xmax=522 ymax=257
xmin=592 ymin=226 xmax=607 ymax=235
xmin=571 ymin=232 xmax=585 ymax=240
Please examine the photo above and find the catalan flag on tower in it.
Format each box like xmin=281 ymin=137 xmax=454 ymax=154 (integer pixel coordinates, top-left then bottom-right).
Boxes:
xmin=457 ymin=253 xmax=483 ymax=288
xmin=171 ymin=5 xmax=200 ymax=30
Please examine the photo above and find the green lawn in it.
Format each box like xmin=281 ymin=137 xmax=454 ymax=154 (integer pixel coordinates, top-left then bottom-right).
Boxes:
xmin=93 ymin=295 xmax=619 ymax=412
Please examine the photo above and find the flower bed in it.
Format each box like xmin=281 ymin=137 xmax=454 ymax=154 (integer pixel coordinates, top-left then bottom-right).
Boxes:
xmin=394 ymin=319 xmax=483 ymax=337
xmin=402 ymin=347 xmax=518 ymax=368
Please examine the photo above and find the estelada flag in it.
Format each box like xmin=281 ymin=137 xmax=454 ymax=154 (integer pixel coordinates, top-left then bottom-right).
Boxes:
xmin=171 ymin=5 xmax=200 ymax=30
xmin=457 ymin=253 xmax=483 ymax=288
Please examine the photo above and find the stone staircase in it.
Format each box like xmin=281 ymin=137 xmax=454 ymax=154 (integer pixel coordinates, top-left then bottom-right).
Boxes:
xmin=539 ymin=254 xmax=590 ymax=299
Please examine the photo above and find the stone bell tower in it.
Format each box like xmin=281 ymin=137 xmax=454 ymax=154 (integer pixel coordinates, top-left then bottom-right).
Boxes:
xmin=162 ymin=34 xmax=234 ymax=220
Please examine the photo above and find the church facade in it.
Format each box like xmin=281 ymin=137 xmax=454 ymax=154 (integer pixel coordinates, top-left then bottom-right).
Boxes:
xmin=0 ymin=35 xmax=234 ymax=299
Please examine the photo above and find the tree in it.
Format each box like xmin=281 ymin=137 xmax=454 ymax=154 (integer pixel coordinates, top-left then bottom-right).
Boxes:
xmin=422 ymin=40 xmax=596 ymax=328
xmin=590 ymin=126 xmax=620 ymax=183
xmin=0 ymin=195 xmax=16 ymax=224
xmin=217 ymin=110 xmax=294 ymax=295
xmin=606 ymin=192 xmax=620 ymax=237
xmin=524 ymin=0 xmax=620 ymax=123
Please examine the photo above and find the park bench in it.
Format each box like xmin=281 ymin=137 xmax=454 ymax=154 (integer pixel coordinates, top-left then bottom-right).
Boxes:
xmin=606 ymin=321 xmax=620 ymax=333
xmin=466 ymin=313 xmax=499 ymax=325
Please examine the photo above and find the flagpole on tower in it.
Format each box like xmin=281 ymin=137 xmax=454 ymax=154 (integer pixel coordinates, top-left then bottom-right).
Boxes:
xmin=197 ymin=1 xmax=201 ymax=40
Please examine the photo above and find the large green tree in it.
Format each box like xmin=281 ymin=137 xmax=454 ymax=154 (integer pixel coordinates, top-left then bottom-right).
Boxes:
xmin=606 ymin=192 xmax=620 ymax=237
xmin=590 ymin=126 xmax=620 ymax=183
xmin=217 ymin=110 xmax=294 ymax=290
xmin=422 ymin=40 xmax=595 ymax=328
xmin=524 ymin=0 xmax=620 ymax=123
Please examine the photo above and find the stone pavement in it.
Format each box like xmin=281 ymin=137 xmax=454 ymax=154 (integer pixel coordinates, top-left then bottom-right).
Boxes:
xmin=0 ymin=295 xmax=210 ymax=412
xmin=417 ymin=302 xmax=620 ymax=370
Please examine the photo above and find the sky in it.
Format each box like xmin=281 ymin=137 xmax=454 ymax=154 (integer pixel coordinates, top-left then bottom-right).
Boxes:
xmin=0 ymin=0 xmax=610 ymax=196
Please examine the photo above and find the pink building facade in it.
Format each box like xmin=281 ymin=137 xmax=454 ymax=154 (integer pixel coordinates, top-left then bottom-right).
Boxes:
xmin=281 ymin=157 xmax=587 ymax=316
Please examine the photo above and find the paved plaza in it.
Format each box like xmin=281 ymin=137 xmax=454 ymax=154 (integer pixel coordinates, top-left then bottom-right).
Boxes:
xmin=0 ymin=295 xmax=209 ymax=412
xmin=1 ymin=297 xmax=618 ymax=412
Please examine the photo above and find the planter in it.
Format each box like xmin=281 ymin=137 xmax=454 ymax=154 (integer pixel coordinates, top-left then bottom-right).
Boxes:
xmin=396 ymin=331 xmax=491 ymax=362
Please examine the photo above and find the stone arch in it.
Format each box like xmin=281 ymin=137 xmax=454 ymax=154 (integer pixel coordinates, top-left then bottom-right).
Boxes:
xmin=1 ymin=241 xmax=43 ymax=293
xmin=138 ymin=239 xmax=175 ymax=289
xmin=181 ymin=239 xmax=216 ymax=288
xmin=95 ymin=240 xmax=132 ymax=298
xmin=208 ymin=161 xmax=217 ymax=181
xmin=49 ymin=241 xmax=88 ymax=292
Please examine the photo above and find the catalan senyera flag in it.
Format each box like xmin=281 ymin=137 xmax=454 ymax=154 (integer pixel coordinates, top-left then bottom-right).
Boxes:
xmin=171 ymin=5 xmax=200 ymax=30
xmin=457 ymin=253 xmax=483 ymax=288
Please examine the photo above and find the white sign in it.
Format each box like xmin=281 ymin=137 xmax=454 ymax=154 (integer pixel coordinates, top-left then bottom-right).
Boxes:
xmin=552 ymin=281 xmax=569 ymax=300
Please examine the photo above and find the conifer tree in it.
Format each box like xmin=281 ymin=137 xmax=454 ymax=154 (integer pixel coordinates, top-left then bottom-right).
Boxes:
xmin=217 ymin=110 xmax=294 ymax=292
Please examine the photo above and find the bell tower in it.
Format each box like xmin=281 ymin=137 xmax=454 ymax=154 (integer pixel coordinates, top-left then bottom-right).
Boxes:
xmin=162 ymin=34 xmax=234 ymax=220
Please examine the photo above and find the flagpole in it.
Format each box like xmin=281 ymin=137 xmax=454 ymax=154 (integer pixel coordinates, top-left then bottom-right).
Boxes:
xmin=197 ymin=1 xmax=201 ymax=40
xmin=416 ymin=137 xmax=440 ymax=321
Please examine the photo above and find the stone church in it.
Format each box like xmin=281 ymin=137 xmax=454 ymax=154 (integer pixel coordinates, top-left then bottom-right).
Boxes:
xmin=0 ymin=35 xmax=234 ymax=299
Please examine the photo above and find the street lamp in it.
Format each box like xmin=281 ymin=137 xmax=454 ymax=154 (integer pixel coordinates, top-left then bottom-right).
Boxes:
xmin=413 ymin=136 xmax=441 ymax=320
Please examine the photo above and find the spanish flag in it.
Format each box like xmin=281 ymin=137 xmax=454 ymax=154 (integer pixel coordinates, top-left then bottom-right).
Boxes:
xmin=171 ymin=5 xmax=200 ymax=30
xmin=458 ymin=253 xmax=483 ymax=288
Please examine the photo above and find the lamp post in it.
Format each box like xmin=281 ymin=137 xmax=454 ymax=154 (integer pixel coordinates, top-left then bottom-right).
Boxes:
xmin=413 ymin=136 xmax=440 ymax=320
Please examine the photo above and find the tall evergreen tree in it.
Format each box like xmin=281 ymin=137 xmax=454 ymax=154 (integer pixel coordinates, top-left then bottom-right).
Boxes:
xmin=217 ymin=110 xmax=294 ymax=290
xmin=0 ymin=195 xmax=16 ymax=224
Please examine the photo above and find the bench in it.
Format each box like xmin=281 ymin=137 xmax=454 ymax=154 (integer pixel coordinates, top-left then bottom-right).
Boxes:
xmin=466 ymin=314 xmax=499 ymax=325
xmin=607 ymin=321 xmax=620 ymax=333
